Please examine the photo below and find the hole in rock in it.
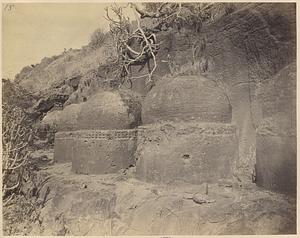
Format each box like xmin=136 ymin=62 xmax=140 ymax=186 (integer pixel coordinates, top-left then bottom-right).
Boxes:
xmin=182 ymin=154 xmax=190 ymax=159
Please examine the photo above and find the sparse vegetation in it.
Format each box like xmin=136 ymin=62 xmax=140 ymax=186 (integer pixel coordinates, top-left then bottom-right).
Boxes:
xmin=2 ymin=79 xmax=50 ymax=235
xmin=105 ymin=4 xmax=160 ymax=88
xmin=89 ymin=28 xmax=106 ymax=48
xmin=133 ymin=2 xmax=237 ymax=32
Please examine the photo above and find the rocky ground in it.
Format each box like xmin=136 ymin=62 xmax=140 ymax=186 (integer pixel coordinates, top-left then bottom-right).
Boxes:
xmin=8 ymin=149 xmax=295 ymax=236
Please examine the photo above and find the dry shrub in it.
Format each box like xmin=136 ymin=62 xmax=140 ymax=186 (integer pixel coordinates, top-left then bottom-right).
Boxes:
xmin=2 ymin=80 xmax=51 ymax=235
xmin=89 ymin=28 xmax=106 ymax=48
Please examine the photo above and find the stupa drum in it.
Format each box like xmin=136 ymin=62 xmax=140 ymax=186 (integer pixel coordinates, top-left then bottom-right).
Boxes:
xmin=136 ymin=75 xmax=238 ymax=184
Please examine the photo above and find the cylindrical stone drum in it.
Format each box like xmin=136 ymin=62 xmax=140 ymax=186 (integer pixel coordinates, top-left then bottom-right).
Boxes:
xmin=54 ymin=131 xmax=76 ymax=163
xmin=136 ymin=122 xmax=238 ymax=184
xmin=71 ymin=129 xmax=137 ymax=174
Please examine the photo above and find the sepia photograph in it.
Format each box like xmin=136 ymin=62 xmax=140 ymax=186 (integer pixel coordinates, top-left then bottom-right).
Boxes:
xmin=1 ymin=1 xmax=297 ymax=236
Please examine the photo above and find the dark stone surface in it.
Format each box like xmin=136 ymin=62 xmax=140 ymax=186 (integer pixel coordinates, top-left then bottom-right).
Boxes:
xmin=256 ymin=134 xmax=296 ymax=195
xmin=255 ymin=62 xmax=296 ymax=195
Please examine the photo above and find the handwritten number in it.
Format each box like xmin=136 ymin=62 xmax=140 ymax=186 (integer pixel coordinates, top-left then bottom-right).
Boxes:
xmin=4 ymin=4 xmax=15 ymax=12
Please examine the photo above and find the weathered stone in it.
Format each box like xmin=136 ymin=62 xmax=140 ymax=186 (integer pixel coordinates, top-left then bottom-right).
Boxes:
xmin=255 ymin=62 xmax=296 ymax=195
xmin=77 ymin=89 xmax=142 ymax=130
xmin=256 ymin=134 xmax=296 ymax=195
xmin=41 ymin=110 xmax=62 ymax=128
xmin=71 ymin=129 xmax=137 ymax=174
xmin=36 ymin=162 xmax=296 ymax=236
xmin=53 ymin=89 xmax=141 ymax=168
xmin=54 ymin=131 xmax=75 ymax=163
xmin=142 ymin=76 xmax=232 ymax=124
xmin=56 ymin=103 xmax=84 ymax=131
xmin=33 ymin=94 xmax=69 ymax=114
xmin=50 ymin=104 xmax=84 ymax=161
xmin=137 ymin=3 xmax=295 ymax=179
xmin=195 ymin=3 xmax=296 ymax=178
xmin=192 ymin=194 xmax=216 ymax=204
xmin=136 ymin=122 xmax=238 ymax=184
xmin=256 ymin=62 xmax=296 ymax=132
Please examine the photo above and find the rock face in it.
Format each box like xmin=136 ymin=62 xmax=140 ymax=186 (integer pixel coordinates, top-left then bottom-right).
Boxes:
xmin=35 ymin=163 xmax=296 ymax=236
xmin=136 ymin=75 xmax=238 ymax=184
xmin=142 ymin=76 xmax=231 ymax=124
xmin=255 ymin=62 xmax=296 ymax=195
xmin=15 ymin=40 xmax=115 ymax=93
xmin=193 ymin=3 xmax=296 ymax=179
xmin=41 ymin=110 xmax=62 ymax=128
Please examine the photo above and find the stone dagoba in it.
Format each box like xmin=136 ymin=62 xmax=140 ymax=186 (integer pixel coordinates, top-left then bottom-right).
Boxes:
xmin=52 ymin=88 xmax=142 ymax=174
xmin=136 ymin=75 xmax=238 ymax=184
xmin=70 ymin=89 xmax=142 ymax=174
xmin=255 ymin=62 xmax=296 ymax=194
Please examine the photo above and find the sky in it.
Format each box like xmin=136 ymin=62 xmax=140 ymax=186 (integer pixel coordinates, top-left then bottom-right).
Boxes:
xmin=2 ymin=3 xmax=136 ymax=79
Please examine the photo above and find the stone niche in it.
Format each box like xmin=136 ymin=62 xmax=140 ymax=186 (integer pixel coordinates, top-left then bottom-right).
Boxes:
xmin=256 ymin=62 xmax=296 ymax=195
xmin=136 ymin=75 xmax=238 ymax=184
xmin=52 ymin=89 xmax=142 ymax=174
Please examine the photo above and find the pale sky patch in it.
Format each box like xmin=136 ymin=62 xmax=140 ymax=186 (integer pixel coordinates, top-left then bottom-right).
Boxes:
xmin=2 ymin=3 xmax=136 ymax=79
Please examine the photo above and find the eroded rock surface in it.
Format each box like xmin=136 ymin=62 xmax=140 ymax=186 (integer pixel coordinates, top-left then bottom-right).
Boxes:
xmin=31 ymin=162 xmax=296 ymax=236
xmin=256 ymin=62 xmax=296 ymax=195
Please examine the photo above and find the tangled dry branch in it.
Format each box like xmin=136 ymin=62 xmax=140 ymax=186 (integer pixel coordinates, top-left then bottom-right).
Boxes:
xmin=132 ymin=2 xmax=237 ymax=32
xmin=105 ymin=4 xmax=160 ymax=87
xmin=2 ymin=104 xmax=34 ymax=204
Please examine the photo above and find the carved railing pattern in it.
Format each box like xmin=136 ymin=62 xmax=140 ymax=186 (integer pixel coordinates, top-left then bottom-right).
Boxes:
xmin=55 ymin=129 xmax=138 ymax=140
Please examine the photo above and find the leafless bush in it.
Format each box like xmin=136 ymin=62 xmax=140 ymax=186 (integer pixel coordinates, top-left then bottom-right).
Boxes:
xmin=89 ymin=28 xmax=106 ymax=48
xmin=104 ymin=4 xmax=160 ymax=87
xmin=134 ymin=2 xmax=237 ymax=31
xmin=2 ymin=104 xmax=34 ymax=203
xmin=2 ymin=80 xmax=51 ymax=235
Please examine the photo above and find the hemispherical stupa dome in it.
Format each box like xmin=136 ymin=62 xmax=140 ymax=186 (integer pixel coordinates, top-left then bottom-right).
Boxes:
xmin=56 ymin=103 xmax=84 ymax=131
xmin=142 ymin=75 xmax=232 ymax=124
xmin=77 ymin=89 xmax=142 ymax=130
